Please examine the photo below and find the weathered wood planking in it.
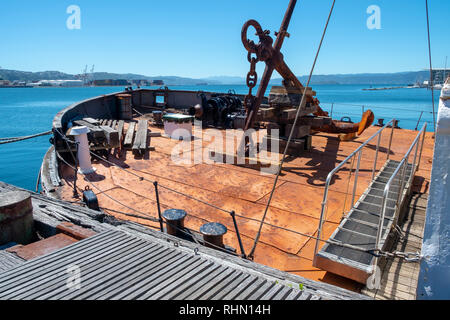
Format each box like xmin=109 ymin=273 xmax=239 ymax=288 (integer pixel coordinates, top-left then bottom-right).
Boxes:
xmin=149 ymin=131 xmax=161 ymax=138
xmin=132 ymin=120 xmax=149 ymax=155
xmin=73 ymin=119 xmax=104 ymax=136
xmin=0 ymin=251 xmax=25 ymax=273
xmin=99 ymin=126 xmax=119 ymax=148
xmin=117 ymin=120 xmax=125 ymax=143
xmin=81 ymin=117 xmax=100 ymax=126
xmin=123 ymin=122 xmax=136 ymax=148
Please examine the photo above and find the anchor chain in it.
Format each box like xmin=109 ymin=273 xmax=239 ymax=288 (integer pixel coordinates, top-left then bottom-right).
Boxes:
xmin=244 ymin=52 xmax=259 ymax=114
xmin=371 ymin=249 xmax=424 ymax=263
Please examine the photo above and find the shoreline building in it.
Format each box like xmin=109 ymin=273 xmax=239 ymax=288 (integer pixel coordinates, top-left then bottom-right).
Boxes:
xmin=422 ymin=68 xmax=449 ymax=87
xmin=36 ymin=80 xmax=84 ymax=87
xmin=92 ymin=79 xmax=129 ymax=86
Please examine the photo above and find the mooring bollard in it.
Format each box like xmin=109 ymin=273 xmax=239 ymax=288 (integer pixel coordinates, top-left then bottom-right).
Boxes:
xmin=199 ymin=222 xmax=227 ymax=249
xmin=0 ymin=191 xmax=34 ymax=245
xmin=162 ymin=209 xmax=187 ymax=237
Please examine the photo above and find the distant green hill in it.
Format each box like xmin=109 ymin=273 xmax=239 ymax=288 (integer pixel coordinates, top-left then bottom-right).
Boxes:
xmin=0 ymin=69 xmax=220 ymax=85
xmin=0 ymin=69 xmax=76 ymax=82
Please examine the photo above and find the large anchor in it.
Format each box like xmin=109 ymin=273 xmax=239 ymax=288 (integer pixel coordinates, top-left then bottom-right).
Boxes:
xmin=241 ymin=0 xmax=374 ymax=136
xmin=241 ymin=2 xmax=306 ymax=131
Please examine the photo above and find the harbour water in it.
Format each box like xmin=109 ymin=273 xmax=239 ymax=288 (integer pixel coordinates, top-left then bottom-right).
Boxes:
xmin=0 ymin=84 xmax=438 ymax=191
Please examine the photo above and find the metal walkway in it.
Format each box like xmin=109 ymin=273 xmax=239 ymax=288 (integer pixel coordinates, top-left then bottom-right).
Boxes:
xmin=315 ymin=160 xmax=413 ymax=283
xmin=0 ymin=230 xmax=322 ymax=300
xmin=313 ymin=121 xmax=427 ymax=284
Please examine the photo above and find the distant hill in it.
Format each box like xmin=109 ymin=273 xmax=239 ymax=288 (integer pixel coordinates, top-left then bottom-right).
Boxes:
xmin=0 ymin=69 xmax=220 ymax=85
xmin=0 ymin=69 xmax=431 ymax=85
xmin=295 ymin=71 xmax=430 ymax=85
xmin=204 ymin=71 xmax=431 ymax=85
xmin=174 ymin=71 xmax=431 ymax=85
xmin=0 ymin=69 xmax=76 ymax=82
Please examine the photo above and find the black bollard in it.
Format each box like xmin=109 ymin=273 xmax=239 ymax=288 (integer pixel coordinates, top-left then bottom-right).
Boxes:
xmin=162 ymin=209 xmax=187 ymax=237
xmin=200 ymin=222 xmax=227 ymax=249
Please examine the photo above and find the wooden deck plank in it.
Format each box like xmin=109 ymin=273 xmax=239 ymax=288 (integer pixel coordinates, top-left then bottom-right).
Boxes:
xmin=123 ymin=122 xmax=136 ymax=148
xmin=132 ymin=119 xmax=148 ymax=155
xmin=117 ymin=120 xmax=125 ymax=142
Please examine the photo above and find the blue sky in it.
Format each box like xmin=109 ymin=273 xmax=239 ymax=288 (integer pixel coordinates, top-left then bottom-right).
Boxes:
xmin=0 ymin=0 xmax=449 ymax=78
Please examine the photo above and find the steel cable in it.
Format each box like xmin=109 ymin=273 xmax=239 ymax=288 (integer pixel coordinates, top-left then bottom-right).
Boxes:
xmin=248 ymin=0 xmax=336 ymax=259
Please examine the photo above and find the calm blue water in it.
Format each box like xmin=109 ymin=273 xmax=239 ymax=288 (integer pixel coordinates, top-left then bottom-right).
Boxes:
xmin=0 ymin=84 xmax=439 ymax=191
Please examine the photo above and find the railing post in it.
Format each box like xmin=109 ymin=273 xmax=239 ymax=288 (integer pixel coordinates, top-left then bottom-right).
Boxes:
xmin=230 ymin=211 xmax=247 ymax=258
xmin=372 ymin=132 xmax=382 ymax=180
xmin=415 ymin=111 xmax=424 ymax=131
xmin=153 ymin=181 xmax=164 ymax=232
xmin=412 ymin=133 xmax=420 ymax=177
xmin=351 ymin=150 xmax=362 ymax=208
xmin=330 ymin=103 xmax=334 ymax=118
xmin=314 ymin=183 xmax=331 ymax=260
xmin=387 ymin=119 xmax=395 ymax=161
xmin=417 ymin=123 xmax=428 ymax=171
xmin=314 ymin=204 xmax=326 ymax=260
xmin=375 ymin=185 xmax=389 ymax=262
xmin=396 ymin=161 xmax=407 ymax=226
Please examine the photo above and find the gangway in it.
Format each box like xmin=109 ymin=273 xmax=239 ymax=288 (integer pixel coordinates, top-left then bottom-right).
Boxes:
xmin=313 ymin=121 xmax=427 ymax=284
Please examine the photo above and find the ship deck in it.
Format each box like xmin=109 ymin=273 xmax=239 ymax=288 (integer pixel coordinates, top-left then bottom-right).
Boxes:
xmin=56 ymin=121 xmax=435 ymax=292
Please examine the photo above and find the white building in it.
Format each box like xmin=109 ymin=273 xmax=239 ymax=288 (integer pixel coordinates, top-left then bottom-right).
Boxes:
xmin=37 ymin=80 xmax=84 ymax=87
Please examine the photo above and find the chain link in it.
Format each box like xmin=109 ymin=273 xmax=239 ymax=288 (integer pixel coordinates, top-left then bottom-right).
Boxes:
xmin=244 ymin=52 xmax=259 ymax=113
xmin=374 ymin=249 xmax=423 ymax=263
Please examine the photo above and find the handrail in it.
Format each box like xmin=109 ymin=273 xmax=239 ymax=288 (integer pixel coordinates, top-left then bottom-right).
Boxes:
xmin=373 ymin=122 xmax=427 ymax=271
xmin=321 ymin=102 xmax=434 ymax=131
xmin=321 ymin=101 xmax=434 ymax=116
xmin=313 ymin=119 xmax=396 ymax=258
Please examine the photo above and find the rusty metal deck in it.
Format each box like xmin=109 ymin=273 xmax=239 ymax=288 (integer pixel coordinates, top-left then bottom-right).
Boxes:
xmin=54 ymin=123 xmax=435 ymax=292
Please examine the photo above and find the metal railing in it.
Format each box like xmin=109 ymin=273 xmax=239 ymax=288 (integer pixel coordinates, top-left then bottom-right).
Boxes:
xmin=323 ymin=102 xmax=434 ymax=132
xmin=373 ymin=122 xmax=427 ymax=270
xmin=314 ymin=119 xmax=397 ymax=257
